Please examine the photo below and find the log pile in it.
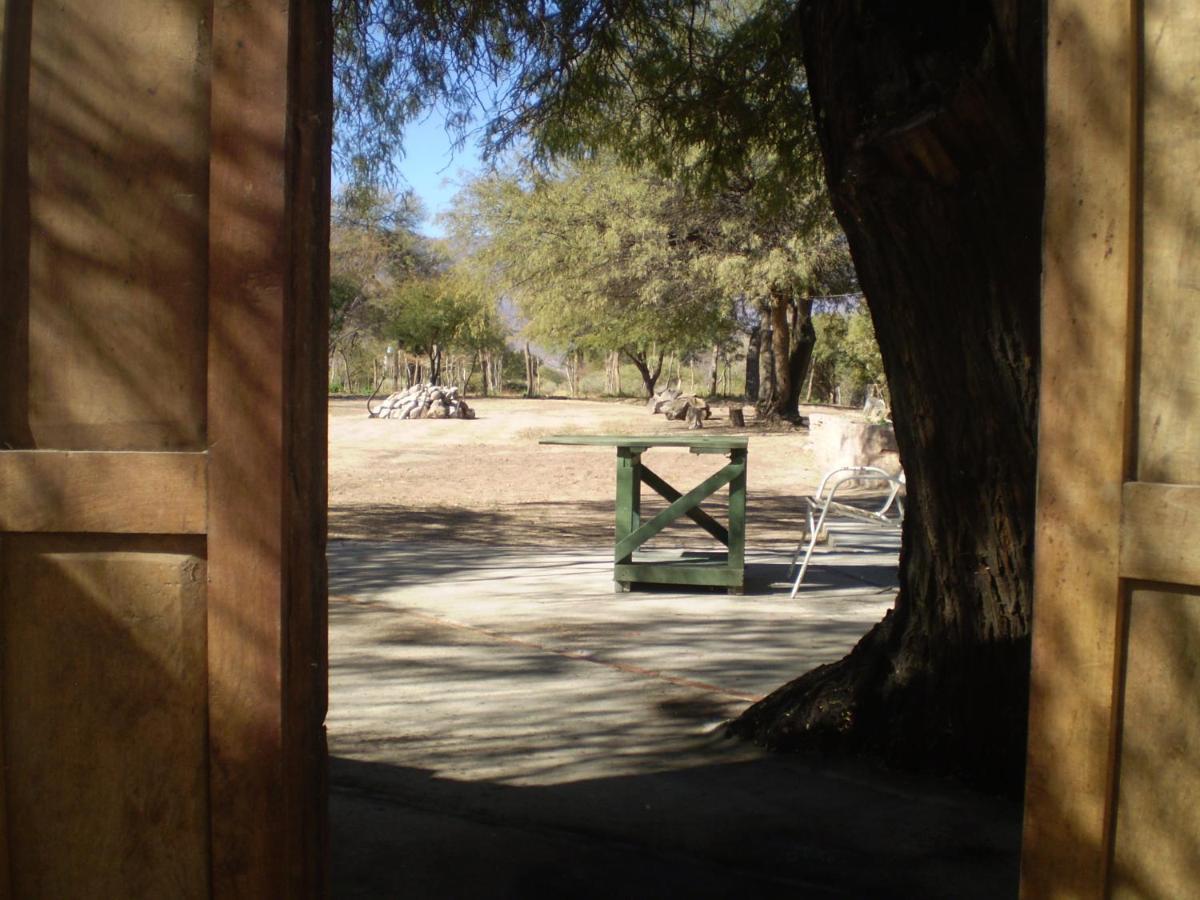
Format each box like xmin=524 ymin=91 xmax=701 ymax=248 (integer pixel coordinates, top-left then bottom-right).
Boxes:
xmin=647 ymin=388 xmax=712 ymax=429
xmin=372 ymin=383 xmax=476 ymax=420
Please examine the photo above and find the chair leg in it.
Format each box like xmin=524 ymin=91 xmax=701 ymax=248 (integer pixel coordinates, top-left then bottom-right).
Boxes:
xmin=790 ymin=503 xmax=833 ymax=598
xmin=787 ymin=500 xmax=818 ymax=580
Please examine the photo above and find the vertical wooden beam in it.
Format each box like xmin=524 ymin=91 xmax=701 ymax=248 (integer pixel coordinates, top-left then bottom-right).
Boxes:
xmin=727 ymin=450 xmax=747 ymax=594
xmin=1020 ymin=0 xmax=1139 ymax=894
xmin=282 ymin=0 xmax=331 ymax=894
xmin=0 ymin=0 xmax=28 ymax=889
xmin=207 ymin=0 xmax=289 ymax=894
xmin=208 ymin=2 xmax=329 ymax=893
xmin=614 ymin=448 xmax=641 ymax=568
xmin=0 ymin=0 xmax=32 ymax=448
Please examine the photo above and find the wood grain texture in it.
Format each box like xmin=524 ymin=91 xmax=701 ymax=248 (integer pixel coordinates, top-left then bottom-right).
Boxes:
xmin=1 ymin=535 xmax=209 ymax=898
xmin=0 ymin=450 xmax=206 ymax=533
xmin=17 ymin=0 xmax=209 ymax=450
xmin=1020 ymin=0 xmax=1137 ymax=894
xmin=281 ymin=1 xmax=332 ymax=894
xmin=0 ymin=2 xmax=21 ymax=889
xmin=1111 ymin=588 xmax=1200 ymax=897
xmin=1120 ymin=482 xmax=1200 ymax=584
xmin=1136 ymin=0 xmax=1200 ymax=484
xmin=0 ymin=0 xmax=32 ymax=449
xmin=207 ymin=0 xmax=290 ymax=893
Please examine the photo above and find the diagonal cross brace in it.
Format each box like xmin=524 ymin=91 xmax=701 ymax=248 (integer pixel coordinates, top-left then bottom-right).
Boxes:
xmin=615 ymin=460 xmax=744 ymax=561
xmin=639 ymin=465 xmax=729 ymax=547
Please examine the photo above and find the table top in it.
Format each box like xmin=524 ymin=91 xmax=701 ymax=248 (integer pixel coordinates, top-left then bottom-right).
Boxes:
xmin=539 ymin=434 xmax=748 ymax=451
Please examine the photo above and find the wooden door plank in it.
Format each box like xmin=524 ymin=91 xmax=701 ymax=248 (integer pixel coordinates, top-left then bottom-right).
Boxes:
xmin=0 ymin=451 xmax=206 ymax=534
xmin=1111 ymin=587 xmax=1200 ymax=896
xmin=1020 ymin=0 xmax=1138 ymax=894
xmin=280 ymin=1 xmax=332 ymax=894
xmin=207 ymin=1 xmax=290 ymax=894
xmin=614 ymin=461 xmax=742 ymax=561
xmin=1136 ymin=0 xmax=1200 ymax=484
xmin=2 ymin=536 xmax=209 ymax=897
xmin=0 ymin=0 xmax=33 ymax=449
xmin=640 ymin=466 xmax=729 ymax=547
xmin=1120 ymin=482 xmax=1200 ymax=584
xmin=1 ymin=1 xmax=30 ymax=880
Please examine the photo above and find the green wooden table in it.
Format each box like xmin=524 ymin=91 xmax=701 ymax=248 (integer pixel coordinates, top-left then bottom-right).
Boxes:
xmin=540 ymin=435 xmax=748 ymax=593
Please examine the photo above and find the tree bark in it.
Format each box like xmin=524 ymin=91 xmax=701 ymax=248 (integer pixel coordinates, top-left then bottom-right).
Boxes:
xmin=745 ymin=325 xmax=762 ymax=401
xmin=732 ymin=1 xmax=1043 ymax=795
xmin=523 ymin=343 xmax=536 ymax=398
xmin=755 ymin=294 xmax=816 ymax=422
xmin=623 ymin=346 xmax=665 ymax=398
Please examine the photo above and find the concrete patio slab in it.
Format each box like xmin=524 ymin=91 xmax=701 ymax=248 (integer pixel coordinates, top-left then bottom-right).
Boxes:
xmin=327 ymin=523 xmax=1021 ymax=897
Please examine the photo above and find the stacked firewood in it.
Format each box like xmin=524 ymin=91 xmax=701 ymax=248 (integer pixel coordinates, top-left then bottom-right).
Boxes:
xmin=647 ymin=388 xmax=712 ymax=429
xmin=372 ymin=384 xmax=476 ymax=420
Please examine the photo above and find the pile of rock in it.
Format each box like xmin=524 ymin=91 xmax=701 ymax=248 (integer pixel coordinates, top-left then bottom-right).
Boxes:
xmin=647 ymin=388 xmax=712 ymax=429
xmin=372 ymin=383 xmax=476 ymax=420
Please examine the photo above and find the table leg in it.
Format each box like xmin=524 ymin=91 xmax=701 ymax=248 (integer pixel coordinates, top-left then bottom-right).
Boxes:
xmin=727 ymin=449 xmax=747 ymax=594
xmin=614 ymin=448 xmax=642 ymax=590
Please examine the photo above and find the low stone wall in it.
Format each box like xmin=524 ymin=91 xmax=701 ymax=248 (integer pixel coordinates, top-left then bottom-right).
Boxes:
xmin=808 ymin=412 xmax=901 ymax=475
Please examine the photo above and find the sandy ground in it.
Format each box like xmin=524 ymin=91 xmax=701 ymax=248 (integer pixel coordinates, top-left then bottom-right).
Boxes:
xmin=329 ymin=396 xmax=827 ymax=549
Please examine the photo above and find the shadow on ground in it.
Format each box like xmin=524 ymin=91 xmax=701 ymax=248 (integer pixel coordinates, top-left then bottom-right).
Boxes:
xmin=331 ymin=753 xmax=1021 ymax=899
xmin=329 ymin=490 xmax=894 ymax=548
xmin=326 ymin=513 xmax=1020 ymax=897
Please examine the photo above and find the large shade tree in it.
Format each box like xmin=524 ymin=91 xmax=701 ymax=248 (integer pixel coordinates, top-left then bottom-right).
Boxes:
xmin=335 ymin=0 xmax=1044 ymax=793
xmin=445 ymin=158 xmax=735 ymax=397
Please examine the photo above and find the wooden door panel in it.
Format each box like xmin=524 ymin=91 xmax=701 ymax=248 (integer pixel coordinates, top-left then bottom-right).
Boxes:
xmin=1112 ymin=588 xmax=1200 ymax=897
xmin=1 ymin=536 xmax=209 ymax=898
xmin=0 ymin=0 xmax=329 ymax=895
xmin=21 ymin=0 xmax=210 ymax=452
xmin=1023 ymin=0 xmax=1199 ymax=894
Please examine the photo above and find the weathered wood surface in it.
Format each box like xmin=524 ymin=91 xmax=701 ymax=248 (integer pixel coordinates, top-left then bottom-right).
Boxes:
xmin=0 ymin=450 xmax=206 ymax=534
xmin=614 ymin=461 xmax=743 ymax=562
xmin=2 ymin=537 xmax=209 ymax=898
xmin=1023 ymin=0 xmax=1200 ymax=894
xmin=1020 ymin=0 xmax=1135 ymax=891
xmin=602 ymin=441 xmax=747 ymax=593
xmin=639 ymin=467 xmax=730 ymax=547
xmin=541 ymin=434 xmax=748 ymax=450
xmin=1120 ymin=483 xmax=1200 ymax=585
xmin=207 ymin=0 xmax=331 ymax=894
xmin=0 ymin=0 xmax=329 ymax=895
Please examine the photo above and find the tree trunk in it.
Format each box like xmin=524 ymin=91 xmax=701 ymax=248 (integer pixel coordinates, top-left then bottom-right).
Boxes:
xmin=429 ymin=343 xmax=442 ymax=385
xmin=784 ymin=298 xmax=817 ymax=415
xmin=745 ymin=325 xmax=762 ymax=401
xmin=708 ymin=344 xmax=720 ymax=396
xmin=758 ymin=322 xmax=777 ymax=410
xmin=623 ymin=346 xmax=664 ymax=398
xmin=523 ymin=343 xmax=536 ymax=398
xmin=755 ymin=294 xmax=816 ymax=422
xmin=732 ymin=1 xmax=1043 ymax=795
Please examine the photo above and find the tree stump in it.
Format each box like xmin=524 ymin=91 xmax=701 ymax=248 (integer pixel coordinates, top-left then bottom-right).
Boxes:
xmin=728 ymin=407 xmax=746 ymax=427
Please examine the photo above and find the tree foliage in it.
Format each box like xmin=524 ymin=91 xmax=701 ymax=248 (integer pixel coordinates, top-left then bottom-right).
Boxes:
xmin=810 ymin=302 xmax=885 ymax=406
xmin=329 ymin=184 xmax=508 ymax=391
xmin=445 ymin=157 xmax=737 ymax=395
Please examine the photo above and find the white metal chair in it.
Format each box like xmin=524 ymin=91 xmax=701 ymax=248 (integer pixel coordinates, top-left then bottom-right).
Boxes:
xmin=787 ymin=466 xmax=905 ymax=597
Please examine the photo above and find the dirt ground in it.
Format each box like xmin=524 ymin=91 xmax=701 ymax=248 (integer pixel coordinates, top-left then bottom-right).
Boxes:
xmin=329 ymin=396 xmax=828 ymax=550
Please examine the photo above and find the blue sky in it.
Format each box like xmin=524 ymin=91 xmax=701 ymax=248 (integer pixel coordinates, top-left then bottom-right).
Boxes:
xmin=397 ymin=110 xmax=484 ymax=237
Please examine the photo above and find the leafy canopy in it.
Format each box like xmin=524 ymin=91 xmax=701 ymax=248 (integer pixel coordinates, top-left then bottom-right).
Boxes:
xmin=333 ymin=1 xmax=815 ymax=210
xmin=445 ymin=156 xmax=734 ymax=358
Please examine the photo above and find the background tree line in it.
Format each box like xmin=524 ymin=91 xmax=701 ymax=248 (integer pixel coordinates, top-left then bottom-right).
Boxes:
xmin=332 ymin=152 xmax=882 ymax=410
